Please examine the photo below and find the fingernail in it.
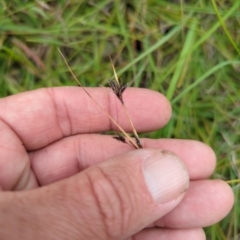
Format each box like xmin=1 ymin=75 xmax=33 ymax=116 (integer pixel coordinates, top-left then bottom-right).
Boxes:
xmin=143 ymin=151 xmax=189 ymax=204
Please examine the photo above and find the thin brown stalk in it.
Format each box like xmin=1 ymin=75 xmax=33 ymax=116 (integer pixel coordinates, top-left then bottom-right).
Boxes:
xmin=109 ymin=56 xmax=142 ymax=148
xmin=58 ymin=48 xmax=139 ymax=149
xmin=122 ymin=104 xmax=142 ymax=148
xmin=12 ymin=38 xmax=45 ymax=70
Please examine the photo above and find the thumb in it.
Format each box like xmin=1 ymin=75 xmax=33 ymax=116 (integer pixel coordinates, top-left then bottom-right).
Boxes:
xmin=0 ymin=149 xmax=189 ymax=240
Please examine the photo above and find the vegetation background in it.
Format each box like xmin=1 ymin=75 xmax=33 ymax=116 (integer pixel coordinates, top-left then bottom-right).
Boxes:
xmin=0 ymin=0 xmax=239 ymax=239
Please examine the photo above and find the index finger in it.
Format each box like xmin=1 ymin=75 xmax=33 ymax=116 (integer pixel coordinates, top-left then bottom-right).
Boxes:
xmin=0 ymin=87 xmax=171 ymax=150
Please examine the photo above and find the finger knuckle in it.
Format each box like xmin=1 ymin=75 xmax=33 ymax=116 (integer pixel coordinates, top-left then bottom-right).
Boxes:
xmin=85 ymin=165 xmax=134 ymax=238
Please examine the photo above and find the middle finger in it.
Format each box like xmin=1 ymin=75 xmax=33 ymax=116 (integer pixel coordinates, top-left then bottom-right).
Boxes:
xmin=30 ymin=135 xmax=216 ymax=186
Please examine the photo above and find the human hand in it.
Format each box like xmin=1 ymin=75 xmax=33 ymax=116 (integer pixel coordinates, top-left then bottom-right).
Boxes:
xmin=0 ymin=87 xmax=233 ymax=239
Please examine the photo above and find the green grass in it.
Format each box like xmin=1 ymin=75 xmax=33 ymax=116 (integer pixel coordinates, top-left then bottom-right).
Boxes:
xmin=1 ymin=0 xmax=240 ymax=239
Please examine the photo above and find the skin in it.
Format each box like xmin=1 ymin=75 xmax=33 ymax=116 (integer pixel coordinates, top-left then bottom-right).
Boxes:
xmin=0 ymin=87 xmax=234 ymax=239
